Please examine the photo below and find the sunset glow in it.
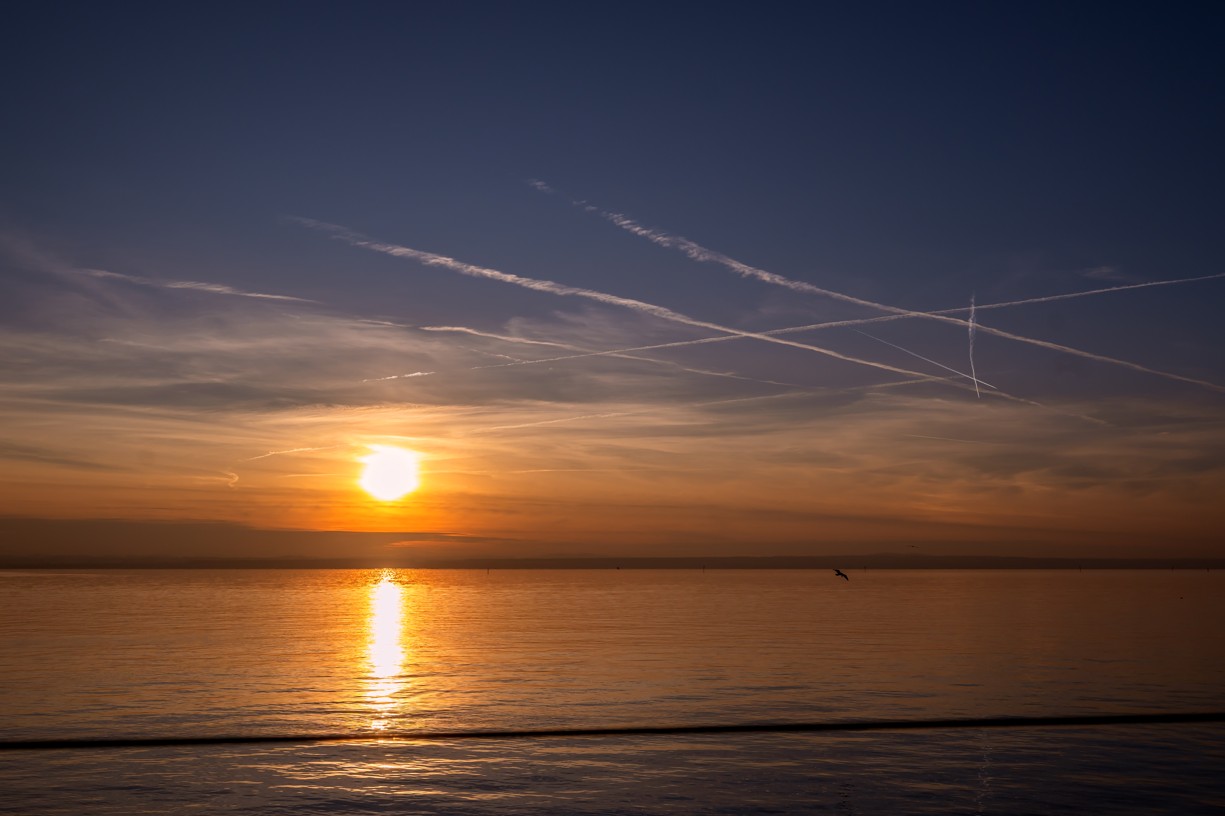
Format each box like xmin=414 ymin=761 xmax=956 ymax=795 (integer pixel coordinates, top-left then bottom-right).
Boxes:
xmin=0 ymin=4 xmax=1221 ymax=567
xmin=358 ymin=446 xmax=422 ymax=502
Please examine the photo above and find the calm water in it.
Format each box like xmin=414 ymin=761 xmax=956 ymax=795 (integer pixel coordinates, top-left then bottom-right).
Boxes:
xmin=1 ymin=569 xmax=1222 ymax=813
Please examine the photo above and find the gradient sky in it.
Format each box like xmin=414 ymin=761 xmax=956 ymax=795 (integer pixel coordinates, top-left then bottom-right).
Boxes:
xmin=2 ymin=3 xmax=1223 ymax=561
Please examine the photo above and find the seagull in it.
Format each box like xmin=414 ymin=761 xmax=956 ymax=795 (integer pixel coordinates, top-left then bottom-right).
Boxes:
xmin=833 ymin=569 xmax=849 ymax=581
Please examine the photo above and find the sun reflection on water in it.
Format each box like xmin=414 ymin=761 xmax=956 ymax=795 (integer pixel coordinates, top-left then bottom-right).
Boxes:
xmin=367 ymin=570 xmax=405 ymax=730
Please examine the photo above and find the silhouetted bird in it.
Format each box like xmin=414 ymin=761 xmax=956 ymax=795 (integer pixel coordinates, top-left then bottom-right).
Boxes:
xmin=833 ymin=569 xmax=849 ymax=581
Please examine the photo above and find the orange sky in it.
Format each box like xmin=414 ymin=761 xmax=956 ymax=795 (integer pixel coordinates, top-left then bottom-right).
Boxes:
xmin=2 ymin=354 xmax=1221 ymax=560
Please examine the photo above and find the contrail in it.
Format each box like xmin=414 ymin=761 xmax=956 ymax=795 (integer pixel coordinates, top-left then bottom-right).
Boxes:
xmin=457 ymin=345 xmax=528 ymax=363
xmin=854 ymin=329 xmax=995 ymax=390
xmin=419 ymin=325 xmax=574 ymax=348
xmin=739 ymin=273 xmax=1225 ymax=332
xmin=408 ymin=319 xmax=1117 ymax=419
xmin=904 ymin=434 xmax=1004 ymax=446
xmin=968 ymin=294 xmax=981 ymax=398
xmin=530 ymin=183 xmax=1225 ymax=314
xmin=963 ymin=320 xmax=1225 ymax=393
xmin=244 ymin=445 xmax=343 ymax=461
xmin=475 ymin=411 xmax=631 ymax=433
xmin=538 ymin=186 xmax=1225 ymax=393
xmin=473 ymin=376 xmax=1074 ymax=438
xmin=418 ymin=325 xmax=807 ymax=387
xmin=473 ymin=389 xmax=823 ymax=435
xmin=292 ymin=218 xmax=952 ymax=387
xmin=949 ymin=273 xmax=1225 ymax=312
xmin=465 ymin=333 xmax=1105 ymax=424
xmin=74 ymin=268 xmax=314 ymax=302
xmin=364 ymin=371 xmax=435 ymax=382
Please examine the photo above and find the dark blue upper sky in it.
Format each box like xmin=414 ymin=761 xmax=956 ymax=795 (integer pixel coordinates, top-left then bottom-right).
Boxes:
xmin=2 ymin=2 xmax=1223 ymax=556
xmin=5 ymin=3 xmax=1223 ymax=291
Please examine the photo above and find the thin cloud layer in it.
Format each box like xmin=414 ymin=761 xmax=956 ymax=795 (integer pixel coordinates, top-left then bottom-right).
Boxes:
xmin=2 ymin=203 xmax=1223 ymax=560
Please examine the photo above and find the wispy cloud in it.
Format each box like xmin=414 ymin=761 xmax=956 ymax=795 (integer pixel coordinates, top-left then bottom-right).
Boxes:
xmin=73 ymin=268 xmax=315 ymax=302
xmin=4 ymin=207 xmax=1220 ymax=556
xmin=0 ymin=439 xmax=121 ymax=471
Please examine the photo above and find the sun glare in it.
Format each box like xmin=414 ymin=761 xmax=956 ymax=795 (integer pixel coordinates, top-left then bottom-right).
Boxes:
xmin=367 ymin=571 xmax=404 ymax=730
xmin=358 ymin=445 xmax=422 ymax=501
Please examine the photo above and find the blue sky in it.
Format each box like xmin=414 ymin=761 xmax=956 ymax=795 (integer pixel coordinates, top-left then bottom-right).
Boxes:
xmin=2 ymin=3 xmax=1223 ymax=560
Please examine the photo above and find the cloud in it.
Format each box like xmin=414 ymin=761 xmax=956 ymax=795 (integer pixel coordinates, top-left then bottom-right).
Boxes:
xmin=0 ymin=439 xmax=122 ymax=471
xmin=4 ymin=215 xmax=1221 ymax=556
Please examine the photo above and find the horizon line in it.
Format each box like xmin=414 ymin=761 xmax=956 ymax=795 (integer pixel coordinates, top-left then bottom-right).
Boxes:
xmin=3 ymin=554 xmax=1222 ymax=570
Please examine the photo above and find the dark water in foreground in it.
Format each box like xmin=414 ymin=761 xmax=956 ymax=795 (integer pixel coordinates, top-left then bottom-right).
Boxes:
xmin=1 ymin=569 xmax=1222 ymax=813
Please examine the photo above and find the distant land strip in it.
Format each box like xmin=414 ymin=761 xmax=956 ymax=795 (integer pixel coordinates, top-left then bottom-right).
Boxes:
xmin=3 ymin=712 xmax=1223 ymax=752
xmin=2 ymin=555 xmax=1224 ymax=570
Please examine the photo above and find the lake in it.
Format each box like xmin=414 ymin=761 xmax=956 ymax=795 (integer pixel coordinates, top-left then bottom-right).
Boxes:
xmin=1 ymin=568 xmax=1222 ymax=813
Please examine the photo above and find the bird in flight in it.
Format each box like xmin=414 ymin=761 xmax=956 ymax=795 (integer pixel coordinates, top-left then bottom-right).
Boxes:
xmin=833 ymin=569 xmax=849 ymax=581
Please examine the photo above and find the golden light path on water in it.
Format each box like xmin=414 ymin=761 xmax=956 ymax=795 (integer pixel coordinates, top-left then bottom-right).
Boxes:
xmin=366 ymin=570 xmax=405 ymax=730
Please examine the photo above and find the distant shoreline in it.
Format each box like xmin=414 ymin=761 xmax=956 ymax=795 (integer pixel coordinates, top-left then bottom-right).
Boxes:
xmin=1 ymin=555 xmax=1221 ymax=570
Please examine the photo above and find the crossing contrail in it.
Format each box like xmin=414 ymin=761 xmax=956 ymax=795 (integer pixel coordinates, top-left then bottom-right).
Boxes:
xmin=292 ymin=217 xmax=953 ymax=387
xmin=541 ymin=191 xmax=1225 ymax=394
xmin=413 ymin=303 xmax=1204 ymax=404
xmin=968 ymin=294 xmax=981 ymax=398
xmin=417 ymin=325 xmax=807 ymax=387
xmin=448 ymin=343 xmax=1103 ymax=424
xmin=854 ymin=328 xmax=995 ymax=390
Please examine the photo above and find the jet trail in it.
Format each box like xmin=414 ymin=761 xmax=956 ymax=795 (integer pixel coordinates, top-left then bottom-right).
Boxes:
xmin=419 ymin=326 xmax=575 ymax=348
xmin=968 ymin=294 xmax=981 ymax=398
xmin=947 ymin=273 xmax=1225 ymax=312
xmin=418 ymin=325 xmax=807 ymax=387
xmin=453 ymin=326 xmax=1102 ymax=423
xmin=854 ymin=329 xmax=995 ymax=390
xmin=74 ymin=268 xmax=314 ymax=302
xmin=244 ymin=445 xmax=343 ymax=461
xmin=550 ymin=194 xmax=1225 ymax=394
xmin=364 ymin=371 xmax=435 ymax=382
xmin=293 ymin=218 xmax=952 ymax=386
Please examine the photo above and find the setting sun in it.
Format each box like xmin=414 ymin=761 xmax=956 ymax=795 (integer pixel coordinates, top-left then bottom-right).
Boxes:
xmin=358 ymin=446 xmax=421 ymax=501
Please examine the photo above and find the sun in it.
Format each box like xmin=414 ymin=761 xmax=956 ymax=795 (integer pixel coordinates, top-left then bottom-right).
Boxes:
xmin=358 ymin=445 xmax=422 ymax=501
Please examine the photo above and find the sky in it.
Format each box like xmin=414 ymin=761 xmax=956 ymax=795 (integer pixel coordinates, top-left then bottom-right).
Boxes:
xmin=2 ymin=2 xmax=1223 ymax=562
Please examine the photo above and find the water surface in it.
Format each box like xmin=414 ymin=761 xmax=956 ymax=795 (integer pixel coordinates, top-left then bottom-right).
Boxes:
xmin=2 ymin=569 xmax=1222 ymax=813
